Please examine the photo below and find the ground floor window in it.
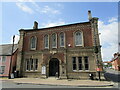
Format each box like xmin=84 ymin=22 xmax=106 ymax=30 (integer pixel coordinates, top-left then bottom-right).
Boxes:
xmin=72 ymin=56 xmax=89 ymax=71
xmin=26 ymin=58 xmax=38 ymax=71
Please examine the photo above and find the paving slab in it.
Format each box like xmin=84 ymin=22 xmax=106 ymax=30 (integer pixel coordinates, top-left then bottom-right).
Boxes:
xmin=4 ymin=78 xmax=114 ymax=87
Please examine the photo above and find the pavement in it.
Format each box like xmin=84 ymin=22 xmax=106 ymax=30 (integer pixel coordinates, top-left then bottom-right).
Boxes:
xmin=0 ymin=77 xmax=114 ymax=87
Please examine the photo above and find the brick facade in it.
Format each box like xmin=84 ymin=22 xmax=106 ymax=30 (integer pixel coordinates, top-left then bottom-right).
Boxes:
xmin=0 ymin=44 xmax=18 ymax=77
xmin=110 ymin=52 xmax=120 ymax=71
xmin=16 ymin=11 xmax=102 ymax=79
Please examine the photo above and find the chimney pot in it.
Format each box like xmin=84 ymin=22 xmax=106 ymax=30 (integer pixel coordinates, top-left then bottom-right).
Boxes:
xmin=88 ymin=10 xmax=92 ymax=20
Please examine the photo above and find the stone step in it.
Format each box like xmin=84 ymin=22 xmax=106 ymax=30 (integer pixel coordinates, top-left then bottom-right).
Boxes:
xmin=47 ymin=77 xmax=58 ymax=79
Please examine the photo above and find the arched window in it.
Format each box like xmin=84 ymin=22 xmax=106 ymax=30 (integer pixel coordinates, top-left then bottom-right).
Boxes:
xmin=60 ymin=32 xmax=65 ymax=47
xmin=30 ymin=36 xmax=37 ymax=50
xmin=52 ymin=33 xmax=57 ymax=48
xmin=75 ymin=31 xmax=83 ymax=46
xmin=44 ymin=35 xmax=49 ymax=49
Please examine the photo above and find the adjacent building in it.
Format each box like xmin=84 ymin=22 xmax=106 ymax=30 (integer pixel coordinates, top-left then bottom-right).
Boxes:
xmin=110 ymin=52 xmax=120 ymax=71
xmin=0 ymin=44 xmax=18 ymax=77
xmin=16 ymin=11 xmax=103 ymax=79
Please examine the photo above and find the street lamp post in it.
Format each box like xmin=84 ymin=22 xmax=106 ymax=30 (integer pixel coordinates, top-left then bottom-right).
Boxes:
xmin=8 ymin=35 xmax=15 ymax=79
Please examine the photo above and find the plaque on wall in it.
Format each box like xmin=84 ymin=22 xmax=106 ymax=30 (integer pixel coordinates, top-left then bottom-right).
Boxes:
xmin=42 ymin=66 xmax=46 ymax=75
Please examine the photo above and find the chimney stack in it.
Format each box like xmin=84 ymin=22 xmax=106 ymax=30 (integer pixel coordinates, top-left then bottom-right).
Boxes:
xmin=33 ymin=21 xmax=38 ymax=29
xmin=88 ymin=10 xmax=92 ymax=21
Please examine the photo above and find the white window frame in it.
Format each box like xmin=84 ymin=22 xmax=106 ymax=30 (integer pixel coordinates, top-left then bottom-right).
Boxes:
xmin=44 ymin=34 xmax=49 ymax=49
xmin=30 ymin=36 xmax=37 ymax=50
xmin=74 ymin=31 xmax=84 ymax=46
xmin=59 ymin=32 xmax=65 ymax=47
xmin=52 ymin=33 xmax=57 ymax=48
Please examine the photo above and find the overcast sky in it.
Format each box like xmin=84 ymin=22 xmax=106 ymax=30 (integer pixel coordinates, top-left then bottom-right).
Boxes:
xmin=1 ymin=1 xmax=119 ymax=61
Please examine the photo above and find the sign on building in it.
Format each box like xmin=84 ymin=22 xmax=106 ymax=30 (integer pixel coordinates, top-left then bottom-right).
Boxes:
xmin=42 ymin=66 xmax=46 ymax=75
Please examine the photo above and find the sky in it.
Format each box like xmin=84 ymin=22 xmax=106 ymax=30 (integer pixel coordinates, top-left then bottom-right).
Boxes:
xmin=0 ymin=1 xmax=119 ymax=61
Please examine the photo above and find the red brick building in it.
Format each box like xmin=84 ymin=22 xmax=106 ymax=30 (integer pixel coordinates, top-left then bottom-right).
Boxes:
xmin=16 ymin=11 xmax=102 ymax=79
xmin=110 ymin=52 xmax=120 ymax=71
xmin=0 ymin=44 xmax=18 ymax=77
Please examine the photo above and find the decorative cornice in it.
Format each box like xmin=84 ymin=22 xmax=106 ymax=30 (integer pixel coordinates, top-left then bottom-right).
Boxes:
xmin=25 ymin=24 xmax=91 ymax=35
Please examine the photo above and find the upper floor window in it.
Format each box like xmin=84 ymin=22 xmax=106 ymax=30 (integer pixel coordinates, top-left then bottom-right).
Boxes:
xmin=44 ymin=35 xmax=49 ymax=49
xmin=75 ymin=31 xmax=83 ymax=46
xmin=2 ymin=56 xmax=6 ymax=62
xmin=52 ymin=33 xmax=57 ymax=48
xmin=30 ymin=36 xmax=37 ymax=50
xmin=60 ymin=32 xmax=65 ymax=47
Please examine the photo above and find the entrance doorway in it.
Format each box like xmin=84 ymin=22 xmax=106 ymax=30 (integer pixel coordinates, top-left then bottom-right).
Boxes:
xmin=49 ymin=58 xmax=59 ymax=77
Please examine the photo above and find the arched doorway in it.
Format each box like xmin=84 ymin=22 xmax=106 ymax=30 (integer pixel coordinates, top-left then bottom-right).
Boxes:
xmin=49 ymin=58 xmax=59 ymax=77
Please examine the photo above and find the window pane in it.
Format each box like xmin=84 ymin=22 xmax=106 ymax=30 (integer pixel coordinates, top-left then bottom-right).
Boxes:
xmin=78 ymin=57 xmax=82 ymax=63
xmin=44 ymin=35 xmax=49 ymax=48
xmin=35 ymin=59 xmax=38 ymax=70
xmin=31 ymin=36 xmax=36 ymax=49
xmin=52 ymin=34 xmax=57 ymax=48
xmin=73 ymin=64 xmax=77 ymax=70
xmin=84 ymin=57 xmax=89 ymax=70
xmin=75 ymin=32 xmax=82 ymax=46
xmin=60 ymin=33 xmax=65 ymax=47
xmin=0 ymin=66 xmax=5 ymax=74
xmin=30 ymin=59 xmax=34 ymax=70
xmin=2 ymin=56 xmax=6 ymax=62
xmin=72 ymin=57 xmax=77 ymax=70
xmin=78 ymin=57 xmax=82 ymax=70
xmin=72 ymin=57 xmax=76 ymax=63
xmin=26 ymin=59 xmax=29 ymax=71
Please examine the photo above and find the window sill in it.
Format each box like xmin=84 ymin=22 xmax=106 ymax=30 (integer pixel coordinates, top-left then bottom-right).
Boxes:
xmin=25 ymin=70 xmax=38 ymax=72
xmin=85 ymin=70 xmax=89 ymax=71
xmin=44 ymin=48 xmax=49 ymax=49
xmin=30 ymin=48 xmax=36 ymax=50
xmin=75 ymin=45 xmax=83 ymax=47
xmin=52 ymin=47 xmax=57 ymax=49
xmin=73 ymin=70 xmax=90 ymax=72
xmin=73 ymin=70 xmax=77 ymax=72
xmin=60 ymin=46 xmax=65 ymax=48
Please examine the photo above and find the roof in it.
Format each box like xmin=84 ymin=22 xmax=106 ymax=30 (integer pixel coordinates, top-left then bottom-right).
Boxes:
xmin=110 ymin=52 xmax=120 ymax=62
xmin=20 ymin=21 xmax=91 ymax=31
xmin=0 ymin=44 xmax=18 ymax=56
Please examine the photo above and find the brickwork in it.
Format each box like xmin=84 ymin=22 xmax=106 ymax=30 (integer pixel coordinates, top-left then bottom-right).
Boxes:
xmin=16 ymin=13 xmax=102 ymax=79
